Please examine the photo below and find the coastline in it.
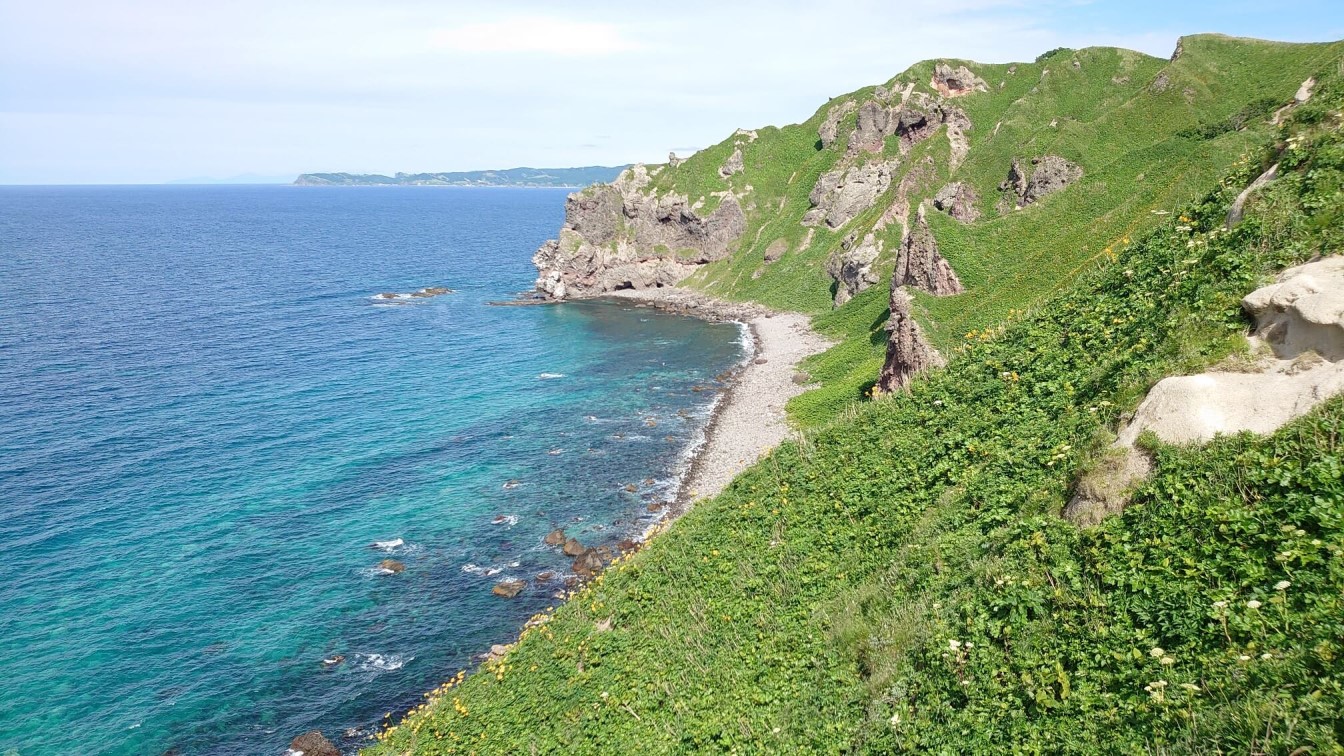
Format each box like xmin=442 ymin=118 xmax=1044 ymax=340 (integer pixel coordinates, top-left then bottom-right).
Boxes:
xmin=602 ymin=287 xmax=835 ymax=518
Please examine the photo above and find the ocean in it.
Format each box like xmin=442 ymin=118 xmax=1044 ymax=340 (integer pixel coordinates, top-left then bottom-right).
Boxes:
xmin=0 ymin=185 xmax=745 ymax=754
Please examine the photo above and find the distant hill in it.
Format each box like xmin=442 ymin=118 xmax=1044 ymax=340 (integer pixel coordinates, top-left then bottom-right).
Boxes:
xmin=292 ymin=166 xmax=630 ymax=187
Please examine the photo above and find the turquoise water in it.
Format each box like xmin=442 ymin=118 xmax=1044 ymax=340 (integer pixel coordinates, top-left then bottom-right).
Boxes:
xmin=0 ymin=186 xmax=745 ymax=754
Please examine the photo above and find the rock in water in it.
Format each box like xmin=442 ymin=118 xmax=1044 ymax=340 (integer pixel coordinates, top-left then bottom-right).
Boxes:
xmin=543 ymin=528 xmax=566 ymax=546
xmin=377 ymin=559 xmax=405 ymax=574
xmin=562 ymin=538 xmax=586 ymax=557
xmin=571 ymin=548 xmax=605 ymax=578
xmin=289 ymin=731 xmax=340 ymax=756
xmin=492 ymin=580 xmax=526 ymax=598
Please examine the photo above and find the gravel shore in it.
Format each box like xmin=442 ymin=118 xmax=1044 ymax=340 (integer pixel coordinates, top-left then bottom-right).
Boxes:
xmin=604 ymin=288 xmax=835 ymax=511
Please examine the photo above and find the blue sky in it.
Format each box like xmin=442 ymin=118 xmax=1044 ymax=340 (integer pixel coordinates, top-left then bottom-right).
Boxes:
xmin=2 ymin=0 xmax=1342 ymax=184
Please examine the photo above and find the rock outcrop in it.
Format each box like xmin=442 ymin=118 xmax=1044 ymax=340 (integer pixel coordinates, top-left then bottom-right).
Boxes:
xmin=931 ymin=63 xmax=989 ymax=98
xmin=1067 ymin=256 xmax=1344 ymax=525
xmin=893 ymin=207 xmax=963 ymax=295
xmin=533 ymin=165 xmax=747 ymax=299
xmin=998 ymin=155 xmax=1083 ymax=210
xmin=719 ymin=148 xmax=744 ymax=177
xmin=877 ymin=288 xmax=945 ymax=392
xmin=846 ymin=93 xmax=966 ymax=156
xmin=826 ymin=233 xmax=883 ymax=307
xmin=932 ymin=182 xmax=981 ymax=222
xmin=803 ymin=160 xmax=898 ymax=229
xmin=819 ymin=101 xmax=858 ymax=149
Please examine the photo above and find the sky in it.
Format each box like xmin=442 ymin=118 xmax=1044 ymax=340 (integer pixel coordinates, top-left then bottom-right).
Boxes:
xmin=2 ymin=0 xmax=1343 ymax=184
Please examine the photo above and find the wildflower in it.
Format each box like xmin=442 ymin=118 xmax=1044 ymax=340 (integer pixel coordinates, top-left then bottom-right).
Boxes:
xmin=1149 ymin=647 xmax=1165 ymax=658
xmin=1274 ymin=580 xmax=1291 ymax=591
xmin=1261 ymin=652 xmax=1272 ymax=660
xmin=1160 ymin=656 xmax=1175 ymax=666
xmin=1238 ymin=655 xmax=1251 ymax=662
xmin=1179 ymin=683 xmax=1200 ymax=692
xmin=1246 ymin=600 xmax=1262 ymax=609
xmin=948 ymin=639 xmax=962 ymax=651
xmin=1212 ymin=600 xmax=1227 ymax=608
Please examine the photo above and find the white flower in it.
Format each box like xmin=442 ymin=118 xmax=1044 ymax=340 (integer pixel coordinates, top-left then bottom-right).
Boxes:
xmin=1160 ymin=656 xmax=1175 ymax=666
xmin=1261 ymin=652 xmax=1273 ymax=660
xmin=1180 ymin=683 xmax=1201 ymax=692
xmin=1274 ymin=580 xmax=1291 ymax=591
xmin=1246 ymin=600 xmax=1262 ymax=609
xmin=1238 ymin=655 xmax=1251 ymax=662
xmin=1213 ymin=600 xmax=1227 ymax=608
xmin=948 ymin=639 xmax=962 ymax=651
xmin=1149 ymin=647 xmax=1165 ymax=658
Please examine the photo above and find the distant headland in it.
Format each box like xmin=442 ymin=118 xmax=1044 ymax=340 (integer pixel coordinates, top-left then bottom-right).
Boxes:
xmin=293 ymin=165 xmax=630 ymax=187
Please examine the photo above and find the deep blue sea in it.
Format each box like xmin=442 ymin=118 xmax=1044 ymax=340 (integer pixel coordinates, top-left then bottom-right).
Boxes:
xmin=0 ymin=186 xmax=745 ymax=755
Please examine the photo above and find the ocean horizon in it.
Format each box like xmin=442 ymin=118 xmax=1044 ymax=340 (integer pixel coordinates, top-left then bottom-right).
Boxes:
xmin=0 ymin=185 xmax=746 ymax=754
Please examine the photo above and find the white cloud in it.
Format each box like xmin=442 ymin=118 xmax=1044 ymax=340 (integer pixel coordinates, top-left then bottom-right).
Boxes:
xmin=429 ymin=16 xmax=641 ymax=56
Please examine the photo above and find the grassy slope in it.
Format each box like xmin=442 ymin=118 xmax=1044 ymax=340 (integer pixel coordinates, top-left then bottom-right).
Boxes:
xmin=646 ymin=36 xmax=1344 ymax=427
xmin=368 ymin=51 xmax=1344 ymax=755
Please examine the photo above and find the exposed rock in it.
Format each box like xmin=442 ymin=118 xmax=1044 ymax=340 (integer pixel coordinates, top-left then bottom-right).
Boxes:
xmin=1243 ymin=255 xmax=1344 ymax=362
xmin=536 ymin=571 xmax=555 ymax=582
xmin=290 ymin=731 xmax=340 ymax=756
xmin=571 ymin=548 xmax=605 ymax=578
xmin=1170 ymin=37 xmax=1185 ymax=62
xmin=819 ymin=100 xmax=858 ymax=149
xmin=1073 ymin=257 xmax=1344 ymax=525
xmin=734 ymin=128 xmax=759 ymax=142
xmin=763 ymin=239 xmax=787 ymax=262
xmin=826 ymin=233 xmax=883 ymax=307
xmin=876 ymin=155 xmax=937 ymax=234
xmin=894 ymin=207 xmax=963 ymax=295
xmin=845 ymin=93 xmax=964 ymax=156
xmin=877 ymin=288 xmax=945 ymax=393
xmin=617 ymin=538 xmax=638 ymax=553
xmin=1151 ymin=70 xmax=1171 ymax=93
xmin=1226 ymin=163 xmax=1279 ymax=228
xmin=533 ymin=165 xmax=747 ymax=299
xmin=492 ymin=579 xmax=525 ymax=598
xmin=1063 ymin=447 xmax=1154 ymax=527
xmin=998 ymin=155 xmax=1082 ymax=208
xmin=543 ymin=528 xmax=567 ymax=546
xmin=562 ymin=538 xmax=586 ymax=557
xmin=1023 ymin=156 xmax=1083 ymax=204
xmin=719 ymin=148 xmax=745 ymax=177
xmin=668 ymin=151 xmax=683 ymax=168
xmin=932 ymin=182 xmax=981 ymax=222
xmin=803 ymin=160 xmax=898 ymax=229
xmin=931 ymin=63 xmax=988 ymax=97
xmin=377 ymin=559 xmax=405 ymax=574
xmin=792 ymin=371 xmax=812 ymax=385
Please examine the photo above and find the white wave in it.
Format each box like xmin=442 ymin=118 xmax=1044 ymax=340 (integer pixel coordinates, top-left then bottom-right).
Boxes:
xmin=537 ymin=372 xmax=566 ymax=380
xmin=547 ymin=448 xmax=564 ymax=455
xmin=371 ymin=538 xmax=404 ymax=551
xmin=353 ymin=652 xmax=411 ymax=672
xmin=491 ymin=514 xmax=519 ymax=526
xmin=462 ymin=563 xmax=504 ymax=577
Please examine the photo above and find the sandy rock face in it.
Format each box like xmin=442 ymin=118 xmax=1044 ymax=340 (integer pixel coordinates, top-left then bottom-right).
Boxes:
xmin=1243 ymin=256 xmax=1344 ymax=361
xmin=533 ymin=165 xmax=747 ymax=299
xmin=719 ymin=148 xmax=745 ymax=177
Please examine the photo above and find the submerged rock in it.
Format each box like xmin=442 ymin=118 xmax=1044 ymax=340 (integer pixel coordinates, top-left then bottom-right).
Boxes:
xmin=492 ymin=580 xmax=526 ymax=598
xmin=377 ymin=559 xmax=405 ymax=575
xmin=289 ymin=731 xmax=340 ymax=756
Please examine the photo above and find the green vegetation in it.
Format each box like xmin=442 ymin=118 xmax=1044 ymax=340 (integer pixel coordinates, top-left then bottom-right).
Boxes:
xmin=368 ymin=46 xmax=1344 ymax=755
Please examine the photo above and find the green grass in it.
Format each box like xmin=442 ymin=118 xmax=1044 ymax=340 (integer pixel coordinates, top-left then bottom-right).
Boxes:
xmin=366 ymin=51 xmax=1344 ymax=756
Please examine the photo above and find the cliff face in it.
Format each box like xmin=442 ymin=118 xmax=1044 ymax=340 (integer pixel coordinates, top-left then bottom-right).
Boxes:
xmin=533 ymin=165 xmax=747 ymax=299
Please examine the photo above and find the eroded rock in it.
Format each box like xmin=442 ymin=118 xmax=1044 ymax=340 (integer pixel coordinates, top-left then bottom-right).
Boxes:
xmin=932 ymin=182 xmax=981 ymax=222
xmin=826 ymin=233 xmax=883 ymax=307
xmin=719 ymin=148 xmax=744 ymax=177
xmin=877 ymin=288 xmax=945 ymax=392
xmin=492 ymin=580 xmax=525 ymax=598
xmin=931 ymin=63 xmax=988 ymax=98
xmin=803 ymin=160 xmax=897 ymax=229
xmin=894 ymin=207 xmax=963 ymax=295
xmin=998 ymin=155 xmax=1082 ymax=209
xmin=819 ymin=100 xmax=858 ymax=149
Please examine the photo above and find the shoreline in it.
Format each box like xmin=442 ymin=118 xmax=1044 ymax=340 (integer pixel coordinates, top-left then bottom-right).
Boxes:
xmin=601 ymin=287 xmax=834 ymax=519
